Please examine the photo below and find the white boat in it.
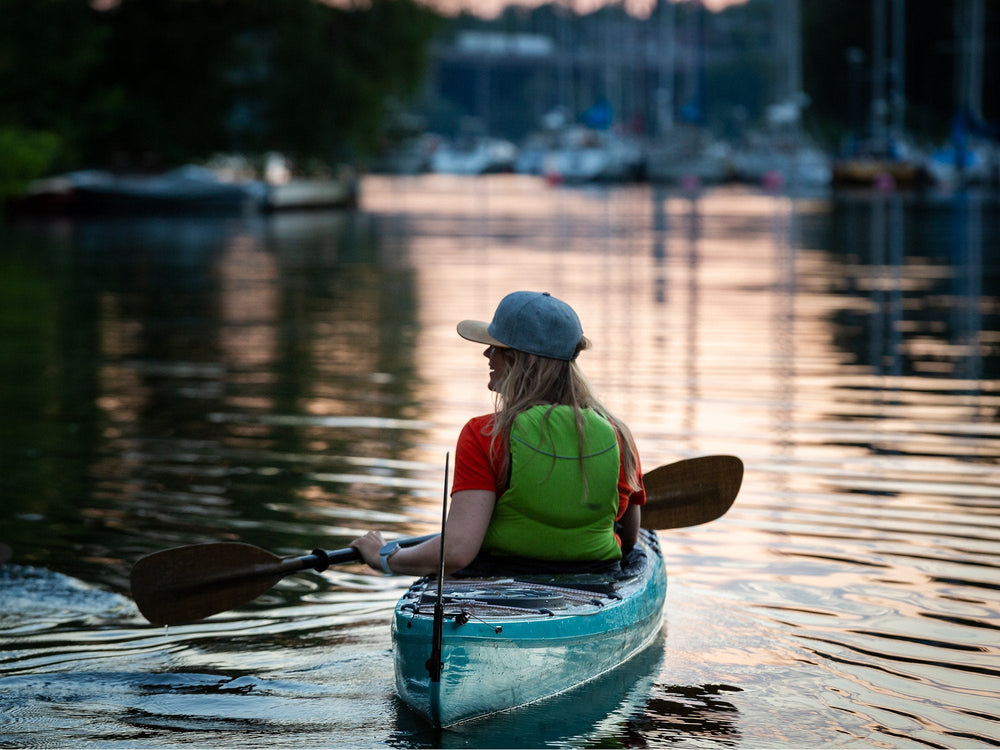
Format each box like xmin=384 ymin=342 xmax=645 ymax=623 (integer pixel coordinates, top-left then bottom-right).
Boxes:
xmin=729 ymin=132 xmax=832 ymax=189
xmin=262 ymin=168 xmax=358 ymax=211
xmin=542 ymin=126 xmax=644 ymax=184
xmin=430 ymin=136 xmax=518 ymax=175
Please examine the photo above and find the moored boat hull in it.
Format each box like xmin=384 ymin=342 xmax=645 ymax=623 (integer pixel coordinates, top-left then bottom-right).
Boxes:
xmin=392 ymin=530 xmax=666 ymax=727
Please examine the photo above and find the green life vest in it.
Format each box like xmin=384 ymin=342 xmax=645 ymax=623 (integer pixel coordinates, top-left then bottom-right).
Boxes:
xmin=481 ymin=404 xmax=622 ymax=562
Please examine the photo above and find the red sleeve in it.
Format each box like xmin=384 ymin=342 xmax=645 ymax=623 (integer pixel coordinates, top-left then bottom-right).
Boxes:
xmin=452 ymin=414 xmax=504 ymax=494
xmin=615 ymin=435 xmax=645 ymax=520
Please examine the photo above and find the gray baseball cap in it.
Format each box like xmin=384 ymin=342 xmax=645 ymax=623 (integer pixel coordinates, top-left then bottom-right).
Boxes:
xmin=457 ymin=291 xmax=589 ymax=361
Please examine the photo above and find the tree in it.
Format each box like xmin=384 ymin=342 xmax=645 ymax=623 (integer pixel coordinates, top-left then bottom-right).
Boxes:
xmin=0 ymin=0 xmax=113 ymax=173
xmin=245 ymin=0 xmax=441 ymax=161
xmin=0 ymin=0 xmax=441 ymax=174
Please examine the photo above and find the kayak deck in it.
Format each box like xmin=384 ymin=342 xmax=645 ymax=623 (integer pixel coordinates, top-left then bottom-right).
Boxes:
xmin=392 ymin=530 xmax=667 ymax=727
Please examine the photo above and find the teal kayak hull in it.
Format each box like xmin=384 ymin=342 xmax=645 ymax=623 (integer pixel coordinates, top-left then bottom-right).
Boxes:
xmin=392 ymin=529 xmax=667 ymax=727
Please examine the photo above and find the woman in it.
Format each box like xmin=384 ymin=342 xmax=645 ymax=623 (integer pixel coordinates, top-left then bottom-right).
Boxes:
xmin=350 ymin=291 xmax=645 ymax=576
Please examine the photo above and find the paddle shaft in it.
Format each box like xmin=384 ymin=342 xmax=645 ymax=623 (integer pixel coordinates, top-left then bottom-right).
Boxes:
xmin=181 ymin=546 xmax=357 ymax=588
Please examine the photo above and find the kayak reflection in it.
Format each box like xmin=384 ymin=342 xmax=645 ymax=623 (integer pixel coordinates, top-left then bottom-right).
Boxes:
xmin=391 ymin=631 xmax=667 ymax=748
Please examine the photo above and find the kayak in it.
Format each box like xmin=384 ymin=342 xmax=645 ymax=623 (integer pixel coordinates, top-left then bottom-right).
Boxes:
xmin=129 ymin=456 xmax=741 ymax=730
xmin=391 ymin=528 xmax=667 ymax=727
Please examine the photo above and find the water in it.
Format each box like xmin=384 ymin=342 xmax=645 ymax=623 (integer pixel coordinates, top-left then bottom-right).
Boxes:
xmin=1 ymin=175 xmax=998 ymax=748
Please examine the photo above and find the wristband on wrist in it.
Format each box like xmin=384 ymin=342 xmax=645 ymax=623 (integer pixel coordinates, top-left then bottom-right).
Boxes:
xmin=379 ymin=541 xmax=401 ymax=575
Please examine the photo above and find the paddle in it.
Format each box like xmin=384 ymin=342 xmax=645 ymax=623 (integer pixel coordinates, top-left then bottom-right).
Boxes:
xmin=131 ymin=533 xmax=437 ymax=626
xmin=640 ymin=454 xmax=743 ymax=530
xmin=0 ymin=543 xmax=12 ymax=565
xmin=131 ymin=455 xmax=743 ymax=626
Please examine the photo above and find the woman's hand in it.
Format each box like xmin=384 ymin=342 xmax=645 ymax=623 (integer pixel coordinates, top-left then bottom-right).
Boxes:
xmin=346 ymin=491 xmax=495 ymax=576
xmin=349 ymin=530 xmax=386 ymax=572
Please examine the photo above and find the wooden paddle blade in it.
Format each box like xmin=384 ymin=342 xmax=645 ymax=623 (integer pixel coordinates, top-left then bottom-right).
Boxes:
xmin=641 ymin=455 xmax=743 ymax=530
xmin=130 ymin=542 xmax=295 ymax=626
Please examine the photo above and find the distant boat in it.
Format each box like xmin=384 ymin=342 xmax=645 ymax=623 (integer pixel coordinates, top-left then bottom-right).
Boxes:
xmin=541 ymin=126 xmax=644 ymax=184
xmin=430 ymin=136 xmax=518 ymax=175
xmin=69 ymin=165 xmax=263 ymax=213
xmin=831 ymin=140 xmax=931 ymax=189
xmin=7 ymin=161 xmax=358 ymax=216
xmin=924 ymin=141 xmax=998 ymax=187
xmin=262 ymin=165 xmax=358 ymax=211
xmin=832 ymin=158 xmax=925 ymax=189
xmin=729 ymin=132 xmax=832 ymax=189
xmin=9 ymin=165 xmax=264 ymax=216
xmin=645 ymin=126 xmax=731 ymax=186
xmin=263 ymin=177 xmax=357 ymax=211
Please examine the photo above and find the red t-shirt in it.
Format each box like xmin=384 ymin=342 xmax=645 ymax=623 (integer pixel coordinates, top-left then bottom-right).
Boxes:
xmin=451 ymin=413 xmax=645 ymax=520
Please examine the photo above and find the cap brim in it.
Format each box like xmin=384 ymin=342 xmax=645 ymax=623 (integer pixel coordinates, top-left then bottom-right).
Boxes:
xmin=457 ymin=319 xmax=508 ymax=348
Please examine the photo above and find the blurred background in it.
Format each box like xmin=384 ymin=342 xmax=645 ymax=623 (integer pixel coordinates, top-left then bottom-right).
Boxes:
xmin=1 ymin=0 xmax=997 ymax=201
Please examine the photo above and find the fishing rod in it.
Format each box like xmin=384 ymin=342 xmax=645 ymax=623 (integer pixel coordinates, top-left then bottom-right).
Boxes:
xmin=426 ymin=452 xmax=449 ymax=726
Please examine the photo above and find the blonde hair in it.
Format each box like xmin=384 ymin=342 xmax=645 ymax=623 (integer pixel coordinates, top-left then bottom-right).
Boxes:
xmin=486 ymin=345 xmax=641 ymax=492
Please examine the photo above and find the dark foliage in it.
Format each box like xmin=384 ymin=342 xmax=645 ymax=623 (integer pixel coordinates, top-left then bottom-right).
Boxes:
xmin=0 ymin=0 xmax=441 ymax=171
